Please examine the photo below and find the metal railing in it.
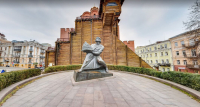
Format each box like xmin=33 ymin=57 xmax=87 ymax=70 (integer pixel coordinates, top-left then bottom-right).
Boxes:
xmin=29 ymin=49 xmax=33 ymax=51
xmin=186 ymin=64 xmax=200 ymax=69
xmin=40 ymin=51 xmax=45 ymax=54
xmin=14 ymin=49 xmax=21 ymax=51
xmin=13 ymin=61 xmax=19 ymax=63
xmin=13 ymin=55 xmax=20 ymax=57
xmin=28 ymin=55 xmax=33 ymax=58
xmin=40 ymin=56 xmax=45 ymax=59
xmin=182 ymin=41 xmax=199 ymax=48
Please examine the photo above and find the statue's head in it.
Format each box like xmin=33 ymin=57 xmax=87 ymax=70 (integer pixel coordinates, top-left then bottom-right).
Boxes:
xmin=95 ymin=37 xmax=101 ymax=45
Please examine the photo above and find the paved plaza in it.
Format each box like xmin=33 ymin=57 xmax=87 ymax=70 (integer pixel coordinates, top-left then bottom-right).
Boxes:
xmin=2 ymin=71 xmax=200 ymax=107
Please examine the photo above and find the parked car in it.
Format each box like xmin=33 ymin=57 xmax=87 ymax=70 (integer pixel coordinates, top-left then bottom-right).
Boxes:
xmin=6 ymin=65 xmax=10 ymax=67
xmin=39 ymin=67 xmax=45 ymax=70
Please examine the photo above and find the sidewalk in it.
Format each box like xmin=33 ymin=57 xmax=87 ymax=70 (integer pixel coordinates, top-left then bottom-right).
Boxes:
xmin=2 ymin=71 xmax=200 ymax=107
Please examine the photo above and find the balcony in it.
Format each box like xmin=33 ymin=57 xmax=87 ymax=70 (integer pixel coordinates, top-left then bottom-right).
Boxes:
xmin=182 ymin=41 xmax=199 ymax=48
xmin=28 ymin=62 xmax=32 ymax=64
xmin=28 ymin=55 xmax=33 ymax=58
xmin=40 ymin=51 xmax=45 ymax=54
xmin=13 ymin=61 xmax=19 ymax=63
xmin=29 ymin=48 xmax=33 ymax=52
xmin=184 ymin=54 xmax=200 ymax=59
xmin=158 ymin=63 xmax=171 ymax=67
xmin=186 ymin=64 xmax=200 ymax=69
xmin=40 ymin=56 xmax=45 ymax=59
xmin=13 ymin=55 xmax=20 ymax=58
xmin=14 ymin=49 xmax=21 ymax=52
xmin=153 ymin=64 xmax=159 ymax=68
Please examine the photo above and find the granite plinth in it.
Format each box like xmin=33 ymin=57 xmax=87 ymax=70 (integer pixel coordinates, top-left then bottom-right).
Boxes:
xmin=73 ymin=70 xmax=113 ymax=82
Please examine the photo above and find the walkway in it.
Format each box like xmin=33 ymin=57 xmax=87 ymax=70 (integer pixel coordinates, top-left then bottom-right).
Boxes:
xmin=2 ymin=71 xmax=200 ymax=107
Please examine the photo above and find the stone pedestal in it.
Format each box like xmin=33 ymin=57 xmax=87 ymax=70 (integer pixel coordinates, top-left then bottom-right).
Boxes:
xmin=73 ymin=70 xmax=113 ymax=82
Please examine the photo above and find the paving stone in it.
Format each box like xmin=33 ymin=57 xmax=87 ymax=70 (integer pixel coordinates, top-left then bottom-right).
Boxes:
xmin=2 ymin=71 xmax=200 ymax=107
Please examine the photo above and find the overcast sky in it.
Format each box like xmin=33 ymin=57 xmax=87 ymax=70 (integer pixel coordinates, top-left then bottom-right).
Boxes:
xmin=0 ymin=0 xmax=196 ymax=47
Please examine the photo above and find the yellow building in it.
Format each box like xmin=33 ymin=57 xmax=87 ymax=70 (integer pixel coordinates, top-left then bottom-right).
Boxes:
xmin=135 ymin=40 xmax=174 ymax=71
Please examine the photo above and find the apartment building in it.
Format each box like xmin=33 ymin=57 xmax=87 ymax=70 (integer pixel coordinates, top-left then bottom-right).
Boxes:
xmin=169 ymin=30 xmax=200 ymax=74
xmin=0 ymin=40 xmax=49 ymax=68
xmin=135 ymin=40 xmax=174 ymax=71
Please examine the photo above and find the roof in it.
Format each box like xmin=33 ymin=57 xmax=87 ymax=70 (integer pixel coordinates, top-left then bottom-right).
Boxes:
xmin=99 ymin=0 xmax=125 ymax=16
xmin=169 ymin=28 xmax=200 ymax=39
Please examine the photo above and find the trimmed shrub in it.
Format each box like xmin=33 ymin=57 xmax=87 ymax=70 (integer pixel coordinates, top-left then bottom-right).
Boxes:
xmin=107 ymin=65 xmax=200 ymax=91
xmin=44 ymin=65 xmax=82 ymax=73
xmin=0 ymin=69 xmax=41 ymax=91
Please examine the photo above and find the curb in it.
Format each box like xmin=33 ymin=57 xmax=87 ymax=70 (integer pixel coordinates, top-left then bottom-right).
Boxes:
xmin=113 ymin=70 xmax=200 ymax=100
xmin=0 ymin=71 xmax=72 ymax=103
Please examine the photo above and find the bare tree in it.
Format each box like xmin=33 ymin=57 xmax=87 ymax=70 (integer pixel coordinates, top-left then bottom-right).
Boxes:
xmin=183 ymin=0 xmax=200 ymax=67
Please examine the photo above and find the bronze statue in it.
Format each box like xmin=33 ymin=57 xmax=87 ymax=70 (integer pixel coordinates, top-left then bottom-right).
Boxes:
xmin=80 ymin=37 xmax=108 ymax=73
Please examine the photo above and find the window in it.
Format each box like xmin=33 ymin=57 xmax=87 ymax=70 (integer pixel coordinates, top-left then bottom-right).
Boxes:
xmin=154 ymin=47 xmax=157 ymax=50
xmin=175 ymin=42 xmax=178 ymax=47
xmin=140 ymin=50 xmax=142 ymax=53
xmin=193 ymin=60 xmax=198 ymax=65
xmin=155 ymin=53 xmax=157 ymax=57
xmin=189 ymin=39 xmax=195 ymax=46
xmin=106 ymin=2 xmax=118 ymax=6
xmin=143 ymin=55 xmax=145 ymax=58
xmin=156 ymin=60 xmax=158 ymax=63
xmin=29 ymin=58 xmax=31 ymax=63
xmin=191 ymin=49 xmax=196 ymax=56
xmin=167 ymin=68 xmax=170 ymax=71
xmin=147 ymin=60 xmax=149 ymax=63
xmin=146 ymin=54 xmax=148 ymax=57
xmin=151 ymin=60 xmax=153 ymax=63
xmin=149 ymin=48 xmax=151 ymax=51
xmin=181 ymin=41 xmax=185 ymax=45
xmin=150 ymin=54 xmax=152 ymax=57
xmin=182 ymin=50 xmax=186 ymax=56
xmin=164 ymin=44 xmax=167 ymax=48
xmin=176 ymin=51 xmax=179 ymax=56
xmin=161 ymin=52 xmax=163 ymax=56
xmin=162 ymin=68 xmax=165 ymax=72
xmin=161 ymin=59 xmax=164 ymax=64
xmin=160 ymin=45 xmax=163 ymax=49
xmin=177 ymin=60 xmax=180 ymax=65
xmin=183 ymin=60 xmax=187 ymax=65
xmin=166 ymin=59 xmax=169 ymax=63
xmin=165 ymin=52 xmax=168 ymax=56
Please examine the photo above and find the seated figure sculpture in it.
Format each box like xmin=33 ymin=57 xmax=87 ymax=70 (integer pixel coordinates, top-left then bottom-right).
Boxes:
xmin=80 ymin=37 xmax=108 ymax=73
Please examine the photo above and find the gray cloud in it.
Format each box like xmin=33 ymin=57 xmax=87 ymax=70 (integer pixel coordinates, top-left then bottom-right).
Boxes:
xmin=0 ymin=0 xmax=196 ymax=47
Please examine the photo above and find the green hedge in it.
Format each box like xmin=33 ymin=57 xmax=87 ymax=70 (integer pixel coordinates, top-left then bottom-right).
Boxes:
xmin=44 ymin=65 xmax=82 ymax=73
xmin=107 ymin=65 xmax=200 ymax=91
xmin=0 ymin=69 xmax=41 ymax=91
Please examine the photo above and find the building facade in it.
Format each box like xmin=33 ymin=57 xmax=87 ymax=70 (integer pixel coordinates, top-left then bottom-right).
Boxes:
xmin=0 ymin=40 xmax=48 ymax=68
xmin=123 ymin=41 xmax=135 ymax=52
xmin=135 ymin=40 xmax=174 ymax=71
xmin=0 ymin=33 xmax=10 ymax=43
xmin=169 ymin=30 xmax=200 ymax=74
xmin=45 ymin=0 xmax=151 ymax=69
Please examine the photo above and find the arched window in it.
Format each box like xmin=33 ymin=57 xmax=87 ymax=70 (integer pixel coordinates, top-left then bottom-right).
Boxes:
xmin=106 ymin=2 xmax=118 ymax=6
